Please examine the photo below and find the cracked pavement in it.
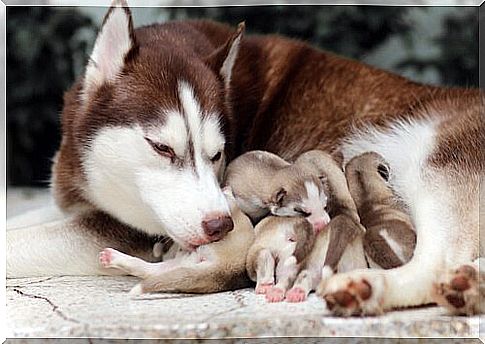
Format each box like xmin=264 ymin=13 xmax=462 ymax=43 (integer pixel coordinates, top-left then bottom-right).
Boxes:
xmin=6 ymin=275 xmax=482 ymax=338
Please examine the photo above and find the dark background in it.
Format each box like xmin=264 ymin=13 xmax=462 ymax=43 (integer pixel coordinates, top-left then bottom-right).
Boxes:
xmin=6 ymin=6 xmax=479 ymax=186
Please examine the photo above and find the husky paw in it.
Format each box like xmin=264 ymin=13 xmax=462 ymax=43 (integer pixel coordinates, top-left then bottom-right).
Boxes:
xmin=99 ymin=248 xmax=123 ymax=269
xmin=433 ymin=264 xmax=482 ymax=315
xmin=317 ymin=271 xmax=385 ymax=316
xmin=285 ymin=287 xmax=307 ymax=302
xmin=266 ymin=287 xmax=285 ymax=302
xmin=255 ymin=283 xmax=274 ymax=294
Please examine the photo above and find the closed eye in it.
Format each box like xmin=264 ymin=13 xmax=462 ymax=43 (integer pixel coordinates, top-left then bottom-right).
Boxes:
xmin=145 ymin=137 xmax=176 ymax=162
xmin=210 ymin=151 xmax=222 ymax=163
xmin=294 ymin=207 xmax=311 ymax=217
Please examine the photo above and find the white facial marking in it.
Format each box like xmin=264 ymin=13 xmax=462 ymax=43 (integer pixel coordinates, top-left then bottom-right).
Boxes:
xmin=146 ymin=111 xmax=188 ymax=158
xmin=83 ymin=81 xmax=229 ymax=249
xmin=83 ymin=4 xmax=133 ymax=101
xmin=202 ymin=116 xmax=225 ymax=159
xmin=303 ymin=181 xmax=330 ymax=226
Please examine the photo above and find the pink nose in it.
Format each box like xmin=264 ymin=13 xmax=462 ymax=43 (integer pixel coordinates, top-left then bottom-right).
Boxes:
xmin=312 ymin=220 xmax=328 ymax=233
xmin=202 ymin=214 xmax=234 ymax=242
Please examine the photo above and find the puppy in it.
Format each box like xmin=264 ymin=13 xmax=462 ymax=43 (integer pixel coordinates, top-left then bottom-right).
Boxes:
xmin=345 ymin=152 xmax=416 ymax=269
xmin=98 ymin=188 xmax=255 ymax=294
xmin=246 ymin=216 xmax=315 ymax=302
xmin=285 ymin=151 xmax=368 ymax=302
xmin=224 ymin=150 xmax=330 ymax=232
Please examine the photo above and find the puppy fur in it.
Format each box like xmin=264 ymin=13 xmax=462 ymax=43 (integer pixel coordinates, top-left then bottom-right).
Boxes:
xmin=285 ymin=151 xmax=368 ymax=302
xmin=224 ymin=150 xmax=330 ymax=231
xmin=246 ymin=216 xmax=315 ymax=302
xmin=345 ymin=152 xmax=416 ymax=269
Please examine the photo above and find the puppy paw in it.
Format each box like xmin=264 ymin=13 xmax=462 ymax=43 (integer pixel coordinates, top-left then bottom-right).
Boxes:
xmin=255 ymin=282 xmax=274 ymax=294
xmin=99 ymin=248 xmax=124 ymax=269
xmin=266 ymin=287 xmax=285 ymax=302
xmin=285 ymin=287 xmax=307 ymax=302
xmin=317 ymin=270 xmax=386 ymax=316
xmin=433 ymin=264 xmax=483 ymax=315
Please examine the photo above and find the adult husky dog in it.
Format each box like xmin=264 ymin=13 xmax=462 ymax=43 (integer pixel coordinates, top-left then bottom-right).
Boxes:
xmin=7 ymin=1 xmax=483 ymax=316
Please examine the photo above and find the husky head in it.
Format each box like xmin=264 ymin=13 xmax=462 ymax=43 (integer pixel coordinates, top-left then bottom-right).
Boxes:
xmin=77 ymin=1 xmax=244 ymax=250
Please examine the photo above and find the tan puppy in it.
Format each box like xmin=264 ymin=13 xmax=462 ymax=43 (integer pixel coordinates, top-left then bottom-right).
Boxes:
xmin=285 ymin=150 xmax=368 ymax=302
xmin=246 ymin=216 xmax=315 ymax=302
xmin=98 ymin=188 xmax=255 ymax=294
xmin=224 ymin=150 xmax=331 ymax=232
xmin=345 ymin=152 xmax=416 ymax=269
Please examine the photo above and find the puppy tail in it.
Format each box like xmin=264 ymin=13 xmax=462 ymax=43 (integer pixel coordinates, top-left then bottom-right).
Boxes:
xmin=131 ymin=265 xmax=252 ymax=295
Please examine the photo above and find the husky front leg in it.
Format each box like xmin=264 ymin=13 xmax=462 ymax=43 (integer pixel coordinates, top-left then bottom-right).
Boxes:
xmin=7 ymin=211 xmax=161 ymax=277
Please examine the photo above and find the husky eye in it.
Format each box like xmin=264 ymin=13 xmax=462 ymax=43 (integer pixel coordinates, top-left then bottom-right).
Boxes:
xmin=294 ymin=207 xmax=311 ymax=217
xmin=210 ymin=151 xmax=222 ymax=163
xmin=145 ymin=137 xmax=175 ymax=162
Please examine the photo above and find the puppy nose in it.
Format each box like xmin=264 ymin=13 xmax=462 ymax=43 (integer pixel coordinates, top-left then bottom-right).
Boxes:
xmin=312 ymin=220 xmax=328 ymax=233
xmin=202 ymin=214 xmax=234 ymax=242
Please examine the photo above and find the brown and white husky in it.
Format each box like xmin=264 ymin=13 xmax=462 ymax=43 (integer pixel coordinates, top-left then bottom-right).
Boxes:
xmin=7 ymin=1 xmax=484 ymax=316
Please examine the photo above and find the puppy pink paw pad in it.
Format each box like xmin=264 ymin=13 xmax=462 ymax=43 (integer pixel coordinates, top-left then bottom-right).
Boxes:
xmin=99 ymin=248 xmax=114 ymax=267
xmin=266 ymin=287 xmax=285 ymax=302
xmin=286 ymin=287 xmax=307 ymax=302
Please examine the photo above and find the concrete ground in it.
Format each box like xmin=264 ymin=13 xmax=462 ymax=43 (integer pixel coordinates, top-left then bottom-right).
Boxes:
xmin=5 ymin=188 xmax=484 ymax=340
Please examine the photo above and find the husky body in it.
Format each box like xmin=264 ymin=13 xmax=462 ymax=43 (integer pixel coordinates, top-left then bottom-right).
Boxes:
xmin=7 ymin=1 xmax=484 ymax=315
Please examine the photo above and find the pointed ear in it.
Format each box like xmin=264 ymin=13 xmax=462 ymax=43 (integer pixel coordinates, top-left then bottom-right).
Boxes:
xmin=83 ymin=0 xmax=137 ymax=100
xmin=204 ymin=22 xmax=245 ymax=88
xmin=271 ymin=187 xmax=287 ymax=206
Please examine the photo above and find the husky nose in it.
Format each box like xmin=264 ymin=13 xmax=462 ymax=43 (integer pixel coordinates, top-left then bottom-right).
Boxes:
xmin=202 ymin=214 xmax=234 ymax=242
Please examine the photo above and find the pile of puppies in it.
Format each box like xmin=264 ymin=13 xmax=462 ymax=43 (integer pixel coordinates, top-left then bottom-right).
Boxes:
xmin=99 ymin=149 xmax=417 ymax=301
xmin=225 ymin=149 xmax=417 ymax=303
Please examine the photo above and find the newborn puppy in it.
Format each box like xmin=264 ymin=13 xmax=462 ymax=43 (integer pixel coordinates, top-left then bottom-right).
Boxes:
xmin=98 ymin=188 xmax=255 ymax=295
xmin=345 ymin=151 xmax=416 ymax=269
xmin=246 ymin=216 xmax=315 ymax=302
xmin=224 ymin=150 xmax=330 ymax=232
xmin=285 ymin=150 xmax=368 ymax=302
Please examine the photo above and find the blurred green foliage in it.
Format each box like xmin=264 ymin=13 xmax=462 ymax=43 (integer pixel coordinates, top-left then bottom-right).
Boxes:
xmin=6 ymin=6 xmax=478 ymax=186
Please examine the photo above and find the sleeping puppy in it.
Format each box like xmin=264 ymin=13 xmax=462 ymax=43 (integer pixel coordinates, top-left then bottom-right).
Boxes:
xmin=246 ymin=216 xmax=315 ymax=302
xmin=224 ymin=150 xmax=331 ymax=232
xmin=345 ymin=151 xmax=416 ymax=269
xmin=98 ymin=187 xmax=255 ymax=295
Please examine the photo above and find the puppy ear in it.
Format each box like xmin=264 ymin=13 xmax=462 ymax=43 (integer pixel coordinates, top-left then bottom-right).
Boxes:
xmin=83 ymin=0 xmax=138 ymax=101
xmin=377 ymin=163 xmax=390 ymax=181
xmin=204 ymin=21 xmax=245 ymax=88
xmin=271 ymin=187 xmax=287 ymax=206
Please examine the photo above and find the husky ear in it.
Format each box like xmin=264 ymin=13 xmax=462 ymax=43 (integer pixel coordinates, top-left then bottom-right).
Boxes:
xmin=204 ymin=22 xmax=245 ymax=88
xmin=83 ymin=0 xmax=137 ymax=100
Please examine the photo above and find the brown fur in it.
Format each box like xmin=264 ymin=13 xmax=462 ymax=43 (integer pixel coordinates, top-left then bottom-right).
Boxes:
xmin=345 ymin=152 xmax=416 ymax=269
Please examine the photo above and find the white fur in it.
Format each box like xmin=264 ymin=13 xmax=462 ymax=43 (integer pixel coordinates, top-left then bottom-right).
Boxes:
xmin=82 ymin=82 xmax=229 ymax=249
xmin=83 ymin=4 xmax=133 ymax=100
xmin=302 ymin=181 xmax=330 ymax=227
xmin=379 ymin=229 xmax=405 ymax=263
xmin=7 ymin=217 xmax=119 ymax=277
xmin=341 ymin=119 xmax=438 ymax=207
xmin=324 ymin=117 xmax=473 ymax=312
